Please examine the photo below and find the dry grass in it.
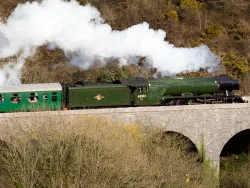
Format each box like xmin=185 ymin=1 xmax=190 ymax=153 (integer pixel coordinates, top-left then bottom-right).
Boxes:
xmin=0 ymin=115 xmax=217 ymax=188
xmin=220 ymin=153 xmax=250 ymax=187
xmin=220 ymin=163 xmax=250 ymax=188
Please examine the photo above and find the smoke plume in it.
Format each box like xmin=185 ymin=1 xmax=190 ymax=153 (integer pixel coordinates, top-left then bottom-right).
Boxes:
xmin=0 ymin=0 xmax=220 ymax=85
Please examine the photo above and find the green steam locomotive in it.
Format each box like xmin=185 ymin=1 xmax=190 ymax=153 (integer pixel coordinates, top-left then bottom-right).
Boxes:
xmin=0 ymin=75 xmax=247 ymax=113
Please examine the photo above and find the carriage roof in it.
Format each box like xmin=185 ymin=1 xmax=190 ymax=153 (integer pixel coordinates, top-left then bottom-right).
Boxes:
xmin=0 ymin=83 xmax=62 ymax=93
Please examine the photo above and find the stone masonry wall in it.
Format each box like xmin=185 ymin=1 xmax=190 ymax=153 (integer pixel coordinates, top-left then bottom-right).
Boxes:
xmin=0 ymin=103 xmax=250 ymax=170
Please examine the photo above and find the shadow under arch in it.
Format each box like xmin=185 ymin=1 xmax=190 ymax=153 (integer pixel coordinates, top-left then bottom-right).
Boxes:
xmin=162 ymin=131 xmax=199 ymax=154
xmin=220 ymin=129 xmax=250 ymax=157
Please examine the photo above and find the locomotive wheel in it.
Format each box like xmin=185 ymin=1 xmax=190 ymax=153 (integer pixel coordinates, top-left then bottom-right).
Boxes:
xmin=169 ymin=100 xmax=176 ymax=106
xmin=160 ymin=99 xmax=187 ymax=106
xmin=187 ymin=99 xmax=194 ymax=105
xmin=160 ymin=98 xmax=209 ymax=106
xmin=175 ymin=99 xmax=182 ymax=105
xmin=160 ymin=99 xmax=173 ymax=106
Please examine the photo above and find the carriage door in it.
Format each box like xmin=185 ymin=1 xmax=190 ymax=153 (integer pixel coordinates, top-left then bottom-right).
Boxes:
xmin=134 ymin=86 xmax=148 ymax=106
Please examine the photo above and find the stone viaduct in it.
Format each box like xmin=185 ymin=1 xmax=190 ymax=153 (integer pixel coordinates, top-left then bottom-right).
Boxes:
xmin=0 ymin=100 xmax=250 ymax=172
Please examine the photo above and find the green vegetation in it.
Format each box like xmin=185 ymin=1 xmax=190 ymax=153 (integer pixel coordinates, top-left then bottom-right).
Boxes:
xmin=180 ymin=0 xmax=203 ymax=12
xmin=220 ymin=153 xmax=250 ymax=188
xmin=0 ymin=116 xmax=217 ymax=188
xmin=221 ymin=153 xmax=248 ymax=172
xmin=162 ymin=1 xmax=179 ymax=23
xmin=201 ymin=24 xmax=224 ymax=42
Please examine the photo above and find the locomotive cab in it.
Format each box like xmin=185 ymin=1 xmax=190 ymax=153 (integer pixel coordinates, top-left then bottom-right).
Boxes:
xmin=134 ymin=85 xmax=149 ymax=106
xmin=121 ymin=78 xmax=149 ymax=106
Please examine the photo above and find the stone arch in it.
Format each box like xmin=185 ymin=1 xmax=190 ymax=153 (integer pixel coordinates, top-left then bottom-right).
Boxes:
xmin=220 ymin=129 xmax=250 ymax=157
xmin=163 ymin=131 xmax=199 ymax=154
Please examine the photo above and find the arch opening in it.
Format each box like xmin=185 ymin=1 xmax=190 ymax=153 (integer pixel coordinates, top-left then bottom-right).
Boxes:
xmin=221 ymin=129 xmax=250 ymax=157
xmin=163 ymin=131 xmax=199 ymax=154
xmin=220 ymin=129 xmax=250 ymax=187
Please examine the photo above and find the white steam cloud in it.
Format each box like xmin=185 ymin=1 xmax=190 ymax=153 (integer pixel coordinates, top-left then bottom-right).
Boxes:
xmin=0 ymin=0 xmax=220 ymax=85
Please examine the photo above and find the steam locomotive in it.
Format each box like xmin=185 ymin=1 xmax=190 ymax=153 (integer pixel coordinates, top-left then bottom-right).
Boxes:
xmin=0 ymin=75 xmax=248 ymax=113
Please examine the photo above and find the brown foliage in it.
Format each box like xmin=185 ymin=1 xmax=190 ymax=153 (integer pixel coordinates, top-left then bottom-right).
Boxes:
xmin=21 ymin=45 xmax=85 ymax=83
xmin=0 ymin=0 xmax=21 ymax=22
xmin=177 ymin=68 xmax=215 ymax=78
xmin=1 ymin=0 xmax=250 ymax=93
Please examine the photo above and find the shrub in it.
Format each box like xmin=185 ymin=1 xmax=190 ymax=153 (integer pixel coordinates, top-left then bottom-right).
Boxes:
xmin=177 ymin=67 xmax=214 ymax=78
xmin=201 ymin=24 xmax=224 ymax=42
xmin=221 ymin=52 xmax=249 ymax=78
xmin=165 ymin=10 xmax=179 ymax=23
xmin=229 ymin=27 xmax=250 ymax=40
xmin=180 ymin=0 xmax=203 ymax=12
xmin=161 ymin=1 xmax=179 ymax=23
xmin=0 ymin=115 xmax=217 ymax=188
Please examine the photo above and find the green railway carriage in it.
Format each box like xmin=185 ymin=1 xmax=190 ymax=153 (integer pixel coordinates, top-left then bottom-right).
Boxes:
xmin=0 ymin=83 xmax=62 ymax=113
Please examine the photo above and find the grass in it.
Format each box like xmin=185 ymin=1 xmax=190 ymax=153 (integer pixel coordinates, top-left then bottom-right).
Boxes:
xmin=220 ymin=164 xmax=250 ymax=188
xmin=220 ymin=153 xmax=250 ymax=188
xmin=0 ymin=115 xmax=217 ymax=188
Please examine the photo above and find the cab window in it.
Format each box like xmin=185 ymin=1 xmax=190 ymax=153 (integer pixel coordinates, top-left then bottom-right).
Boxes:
xmin=52 ymin=92 xmax=58 ymax=102
xmin=138 ymin=86 xmax=142 ymax=92
xmin=28 ymin=93 xmax=38 ymax=103
xmin=143 ymin=86 xmax=148 ymax=92
xmin=11 ymin=94 xmax=21 ymax=104
xmin=138 ymin=86 xmax=148 ymax=92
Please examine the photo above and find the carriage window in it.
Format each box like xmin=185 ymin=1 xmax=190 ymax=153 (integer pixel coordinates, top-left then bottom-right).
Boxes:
xmin=28 ymin=93 xmax=38 ymax=103
xmin=43 ymin=94 xmax=48 ymax=102
xmin=0 ymin=94 xmax=4 ymax=104
xmin=143 ymin=86 xmax=148 ymax=92
xmin=11 ymin=94 xmax=21 ymax=104
xmin=52 ymin=92 xmax=58 ymax=102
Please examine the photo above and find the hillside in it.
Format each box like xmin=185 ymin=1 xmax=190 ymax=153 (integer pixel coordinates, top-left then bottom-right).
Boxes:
xmin=0 ymin=0 xmax=250 ymax=94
